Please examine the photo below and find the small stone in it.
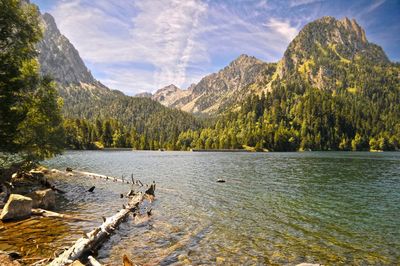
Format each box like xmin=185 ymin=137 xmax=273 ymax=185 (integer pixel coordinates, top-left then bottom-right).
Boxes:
xmin=27 ymin=189 xmax=56 ymax=209
xmin=0 ymin=194 xmax=32 ymax=221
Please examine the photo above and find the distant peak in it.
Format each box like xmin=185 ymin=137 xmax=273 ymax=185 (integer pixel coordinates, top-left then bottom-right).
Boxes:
xmin=154 ymin=84 xmax=181 ymax=95
xmin=230 ymin=54 xmax=262 ymax=66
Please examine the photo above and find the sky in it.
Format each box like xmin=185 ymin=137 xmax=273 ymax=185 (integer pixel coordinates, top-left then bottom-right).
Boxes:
xmin=31 ymin=0 xmax=400 ymax=96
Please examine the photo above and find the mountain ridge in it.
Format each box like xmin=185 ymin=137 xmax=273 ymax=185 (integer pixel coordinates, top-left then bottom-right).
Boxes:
xmin=152 ymin=54 xmax=276 ymax=114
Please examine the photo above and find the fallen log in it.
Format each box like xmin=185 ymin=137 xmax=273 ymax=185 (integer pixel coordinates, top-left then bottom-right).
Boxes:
xmin=51 ymin=169 xmax=141 ymax=186
xmin=31 ymin=208 xmax=90 ymax=221
xmin=49 ymin=185 xmax=155 ymax=266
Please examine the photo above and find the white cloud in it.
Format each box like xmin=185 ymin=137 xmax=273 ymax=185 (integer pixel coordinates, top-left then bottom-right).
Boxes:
xmin=263 ymin=18 xmax=298 ymax=42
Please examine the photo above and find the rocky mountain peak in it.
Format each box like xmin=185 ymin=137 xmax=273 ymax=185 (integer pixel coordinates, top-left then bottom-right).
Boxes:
xmin=37 ymin=12 xmax=97 ymax=86
xmin=277 ymin=16 xmax=389 ymax=90
xmin=152 ymin=84 xmax=188 ymax=107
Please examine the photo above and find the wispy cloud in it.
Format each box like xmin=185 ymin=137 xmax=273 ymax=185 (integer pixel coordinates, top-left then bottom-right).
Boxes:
xmin=363 ymin=0 xmax=386 ymax=14
xmin=289 ymin=0 xmax=323 ymax=8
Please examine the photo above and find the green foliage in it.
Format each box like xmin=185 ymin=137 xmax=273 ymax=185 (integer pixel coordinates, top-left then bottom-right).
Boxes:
xmin=15 ymin=78 xmax=65 ymax=160
xmin=0 ymin=0 xmax=64 ymax=162
xmin=173 ymin=59 xmax=400 ymax=152
xmin=0 ymin=0 xmax=42 ymax=151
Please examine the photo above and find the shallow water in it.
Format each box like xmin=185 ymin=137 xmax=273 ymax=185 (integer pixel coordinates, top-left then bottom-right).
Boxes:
xmin=2 ymin=151 xmax=399 ymax=265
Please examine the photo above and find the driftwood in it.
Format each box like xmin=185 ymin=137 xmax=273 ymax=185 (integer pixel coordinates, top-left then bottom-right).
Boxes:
xmin=52 ymin=169 xmax=135 ymax=185
xmin=49 ymin=185 xmax=156 ymax=266
xmin=31 ymin=208 xmax=90 ymax=221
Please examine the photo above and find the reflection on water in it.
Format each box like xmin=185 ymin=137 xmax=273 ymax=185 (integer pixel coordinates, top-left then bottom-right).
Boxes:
xmin=3 ymin=151 xmax=399 ymax=265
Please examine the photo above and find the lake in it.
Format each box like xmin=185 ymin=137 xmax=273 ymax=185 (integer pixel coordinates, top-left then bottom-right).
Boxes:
xmin=3 ymin=151 xmax=400 ymax=265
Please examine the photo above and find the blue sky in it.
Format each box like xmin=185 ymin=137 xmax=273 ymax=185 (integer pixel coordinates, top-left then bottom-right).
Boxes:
xmin=32 ymin=0 xmax=400 ymax=95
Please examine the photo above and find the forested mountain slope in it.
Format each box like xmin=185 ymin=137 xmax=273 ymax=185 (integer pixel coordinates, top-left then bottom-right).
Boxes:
xmin=174 ymin=17 xmax=400 ymax=151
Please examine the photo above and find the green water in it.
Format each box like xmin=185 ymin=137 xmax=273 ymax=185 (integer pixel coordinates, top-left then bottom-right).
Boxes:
xmin=27 ymin=151 xmax=400 ymax=264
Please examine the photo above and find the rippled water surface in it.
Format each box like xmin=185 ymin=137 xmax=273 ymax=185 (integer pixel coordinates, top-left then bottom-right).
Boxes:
xmin=9 ymin=151 xmax=400 ymax=265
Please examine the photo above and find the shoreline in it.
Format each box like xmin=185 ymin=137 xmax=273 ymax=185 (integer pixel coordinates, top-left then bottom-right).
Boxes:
xmin=64 ymin=148 xmax=398 ymax=153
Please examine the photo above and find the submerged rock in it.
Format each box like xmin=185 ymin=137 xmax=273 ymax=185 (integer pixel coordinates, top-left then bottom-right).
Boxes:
xmin=27 ymin=189 xmax=56 ymax=209
xmin=0 ymin=194 xmax=32 ymax=221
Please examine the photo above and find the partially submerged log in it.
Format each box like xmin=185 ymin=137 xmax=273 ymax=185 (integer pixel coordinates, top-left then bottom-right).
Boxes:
xmin=52 ymin=169 xmax=136 ymax=185
xmin=49 ymin=185 xmax=156 ymax=266
xmin=31 ymin=208 xmax=89 ymax=221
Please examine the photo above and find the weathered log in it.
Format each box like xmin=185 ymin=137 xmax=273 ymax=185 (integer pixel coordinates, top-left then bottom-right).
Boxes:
xmin=31 ymin=208 xmax=89 ymax=221
xmin=49 ymin=184 xmax=156 ymax=266
xmin=52 ymin=169 xmax=146 ymax=187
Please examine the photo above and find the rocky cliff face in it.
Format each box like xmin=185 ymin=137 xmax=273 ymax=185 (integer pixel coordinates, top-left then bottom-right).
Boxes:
xmin=152 ymin=55 xmax=275 ymax=114
xmin=38 ymin=13 xmax=98 ymax=86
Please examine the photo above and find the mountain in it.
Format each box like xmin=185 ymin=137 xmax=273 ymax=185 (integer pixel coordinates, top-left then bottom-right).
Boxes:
xmin=36 ymin=12 xmax=201 ymax=146
xmin=152 ymin=55 xmax=276 ymax=114
xmin=274 ymin=16 xmax=390 ymax=91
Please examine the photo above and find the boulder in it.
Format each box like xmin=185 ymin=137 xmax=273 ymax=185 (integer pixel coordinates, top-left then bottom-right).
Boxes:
xmin=27 ymin=189 xmax=56 ymax=209
xmin=0 ymin=194 xmax=32 ymax=221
